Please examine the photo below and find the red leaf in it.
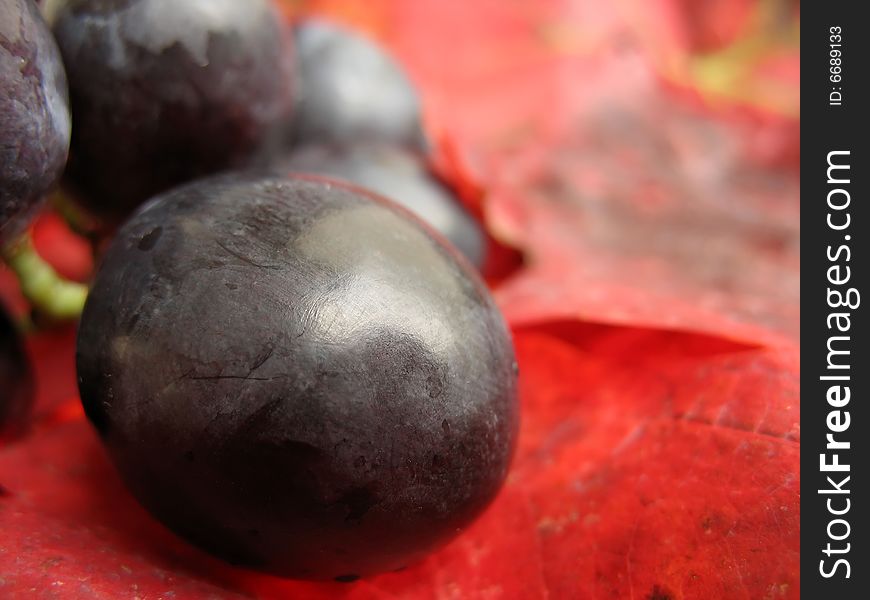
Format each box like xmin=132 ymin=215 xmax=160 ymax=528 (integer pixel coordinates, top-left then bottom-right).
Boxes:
xmin=2 ymin=0 xmax=799 ymax=597
xmin=320 ymin=0 xmax=800 ymax=341
xmin=503 ymin=323 xmax=799 ymax=599
xmin=1 ymin=322 xmax=799 ymax=598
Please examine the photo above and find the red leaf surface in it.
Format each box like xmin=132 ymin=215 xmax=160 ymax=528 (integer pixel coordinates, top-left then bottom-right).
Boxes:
xmin=1 ymin=0 xmax=799 ymax=598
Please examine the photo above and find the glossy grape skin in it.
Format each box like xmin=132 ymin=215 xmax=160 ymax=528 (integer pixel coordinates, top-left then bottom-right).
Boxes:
xmin=52 ymin=0 xmax=295 ymax=222
xmin=76 ymin=173 xmax=519 ymax=580
xmin=1 ymin=0 xmax=71 ymax=246
xmin=272 ymin=145 xmax=485 ymax=267
xmin=291 ymin=19 xmax=425 ymax=151
xmin=1 ymin=305 xmax=34 ymax=441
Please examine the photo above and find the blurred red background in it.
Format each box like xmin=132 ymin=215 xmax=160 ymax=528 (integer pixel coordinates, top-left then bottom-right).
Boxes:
xmin=1 ymin=0 xmax=799 ymax=598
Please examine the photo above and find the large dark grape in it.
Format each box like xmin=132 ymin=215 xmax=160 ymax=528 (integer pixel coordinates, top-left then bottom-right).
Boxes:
xmin=1 ymin=0 xmax=71 ymax=246
xmin=77 ymin=173 xmax=518 ymax=580
xmin=273 ymin=145 xmax=484 ymax=266
xmin=291 ymin=19 xmax=425 ymax=150
xmin=52 ymin=0 xmax=295 ymax=221
xmin=1 ymin=304 xmax=34 ymax=441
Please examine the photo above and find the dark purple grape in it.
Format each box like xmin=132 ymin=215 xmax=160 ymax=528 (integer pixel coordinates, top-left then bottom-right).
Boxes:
xmin=273 ymin=145 xmax=484 ymax=266
xmin=291 ymin=19 xmax=425 ymax=151
xmin=1 ymin=0 xmax=71 ymax=246
xmin=77 ymin=173 xmax=518 ymax=579
xmin=52 ymin=0 xmax=295 ymax=222
xmin=1 ymin=304 xmax=34 ymax=441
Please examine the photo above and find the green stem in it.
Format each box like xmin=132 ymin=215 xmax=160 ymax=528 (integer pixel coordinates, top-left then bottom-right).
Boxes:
xmin=2 ymin=233 xmax=88 ymax=322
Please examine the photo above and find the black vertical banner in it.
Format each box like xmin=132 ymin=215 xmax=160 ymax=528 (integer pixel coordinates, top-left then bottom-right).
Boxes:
xmin=802 ymin=2 xmax=868 ymax=597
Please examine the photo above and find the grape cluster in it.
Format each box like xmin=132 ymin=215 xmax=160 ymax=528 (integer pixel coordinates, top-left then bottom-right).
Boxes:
xmin=1 ymin=0 xmax=516 ymax=582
